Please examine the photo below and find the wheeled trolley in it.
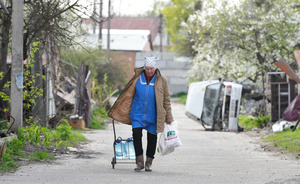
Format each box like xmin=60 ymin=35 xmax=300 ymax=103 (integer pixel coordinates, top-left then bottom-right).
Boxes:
xmin=111 ymin=119 xmax=135 ymax=169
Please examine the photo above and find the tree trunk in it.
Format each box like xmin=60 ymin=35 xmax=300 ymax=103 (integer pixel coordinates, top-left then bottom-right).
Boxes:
xmin=31 ymin=38 xmax=46 ymax=125
xmin=259 ymin=72 xmax=268 ymax=122
xmin=74 ymin=64 xmax=92 ymax=127
xmin=0 ymin=10 xmax=11 ymax=90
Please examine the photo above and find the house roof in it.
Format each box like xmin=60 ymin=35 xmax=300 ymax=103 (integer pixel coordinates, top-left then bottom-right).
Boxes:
xmin=82 ymin=17 xmax=161 ymax=42
xmin=81 ymin=29 xmax=152 ymax=51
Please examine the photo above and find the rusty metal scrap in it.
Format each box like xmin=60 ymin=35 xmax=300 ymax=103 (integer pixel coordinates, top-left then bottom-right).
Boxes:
xmin=0 ymin=107 xmax=15 ymax=134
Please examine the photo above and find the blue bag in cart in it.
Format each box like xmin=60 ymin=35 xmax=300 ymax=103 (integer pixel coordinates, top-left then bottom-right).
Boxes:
xmin=115 ymin=137 xmax=126 ymax=159
xmin=124 ymin=137 xmax=135 ymax=159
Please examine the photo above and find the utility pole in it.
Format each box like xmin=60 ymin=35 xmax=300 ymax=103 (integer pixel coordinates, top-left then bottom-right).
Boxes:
xmin=11 ymin=0 xmax=24 ymax=132
xmin=159 ymin=13 xmax=163 ymax=52
xmin=98 ymin=0 xmax=103 ymax=42
xmin=107 ymin=0 xmax=111 ymax=61
xmin=93 ymin=0 xmax=96 ymax=34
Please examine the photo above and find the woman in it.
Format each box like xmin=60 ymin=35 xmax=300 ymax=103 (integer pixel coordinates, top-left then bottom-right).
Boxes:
xmin=108 ymin=56 xmax=174 ymax=172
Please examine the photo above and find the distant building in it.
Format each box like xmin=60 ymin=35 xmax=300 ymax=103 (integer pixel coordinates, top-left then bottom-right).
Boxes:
xmin=80 ymin=17 xmax=190 ymax=95
xmin=81 ymin=29 xmax=152 ymax=52
xmin=81 ymin=17 xmax=168 ymax=52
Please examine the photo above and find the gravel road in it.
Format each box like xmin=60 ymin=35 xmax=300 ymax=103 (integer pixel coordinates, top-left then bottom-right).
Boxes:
xmin=1 ymin=100 xmax=300 ymax=184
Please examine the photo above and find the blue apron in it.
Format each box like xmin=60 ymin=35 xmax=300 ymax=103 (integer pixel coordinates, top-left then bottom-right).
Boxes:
xmin=129 ymin=72 xmax=157 ymax=134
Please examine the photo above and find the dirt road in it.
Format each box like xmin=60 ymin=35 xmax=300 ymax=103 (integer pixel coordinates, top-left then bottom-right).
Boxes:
xmin=1 ymin=100 xmax=300 ymax=184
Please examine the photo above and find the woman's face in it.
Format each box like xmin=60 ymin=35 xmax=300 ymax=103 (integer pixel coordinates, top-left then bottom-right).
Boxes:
xmin=145 ymin=66 xmax=156 ymax=78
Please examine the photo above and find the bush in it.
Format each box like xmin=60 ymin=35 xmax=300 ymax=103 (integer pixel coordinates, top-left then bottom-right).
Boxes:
xmin=0 ymin=152 xmax=19 ymax=172
xmin=0 ymin=121 xmax=8 ymax=130
xmin=88 ymin=107 xmax=107 ymax=129
xmin=56 ymin=119 xmax=73 ymax=140
xmin=238 ymin=115 xmax=270 ymax=130
xmin=0 ymin=138 xmax=24 ymax=171
xmin=0 ymin=119 xmax=87 ymax=172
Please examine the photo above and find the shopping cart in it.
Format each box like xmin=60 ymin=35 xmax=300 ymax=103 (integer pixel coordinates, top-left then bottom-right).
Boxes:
xmin=111 ymin=119 xmax=135 ymax=169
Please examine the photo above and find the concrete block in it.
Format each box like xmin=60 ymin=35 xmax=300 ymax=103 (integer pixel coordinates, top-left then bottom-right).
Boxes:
xmin=159 ymin=69 xmax=188 ymax=77
xmin=166 ymin=61 xmax=191 ymax=69
xmin=168 ymin=85 xmax=188 ymax=95
xmin=136 ymin=52 xmax=174 ymax=61
xmin=170 ymin=77 xmax=188 ymax=85
xmin=135 ymin=60 xmax=144 ymax=67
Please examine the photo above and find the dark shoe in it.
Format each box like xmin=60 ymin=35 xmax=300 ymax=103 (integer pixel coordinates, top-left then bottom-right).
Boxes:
xmin=145 ymin=157 xmax=153 ymax=172
xmin=134 ymin=155 xmax=144 ymax=171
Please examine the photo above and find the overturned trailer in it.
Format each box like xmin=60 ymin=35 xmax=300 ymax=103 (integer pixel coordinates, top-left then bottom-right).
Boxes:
xmin=185 ymin=80 xmax=243 ymax=131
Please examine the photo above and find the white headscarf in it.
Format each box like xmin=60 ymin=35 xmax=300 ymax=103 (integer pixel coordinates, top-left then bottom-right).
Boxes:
xmin=144 ymin=57 xmax=159 ymax=68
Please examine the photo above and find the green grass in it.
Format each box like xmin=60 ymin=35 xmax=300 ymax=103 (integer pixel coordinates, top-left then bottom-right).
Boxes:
xmin=0 ymin=152 xmax=19 ymax=171
xmin=0 ymin=120 xmax=88 ymax=172
xmin=178 ymin=94 xmax=187 ymax=105
xmin=89 ymin=117 xmax=105 ymax=129
xmin=171 ymin=92 xmax=187 ymax=105
xmin=171 ymin=92 xmax=186 ymax=98
xmin=238 ymin=115 xmax=270 ymax=130
xmin=88 ymin=107 xmax=107 ymax=129
xmin=0 ymin=121 xmax=8 ymax=130
xmin=263 ymin=128 xmax=300 ymax=153
xmin=59 ymin=132 xmax=87 ymax=147
xmin=30 ymin=151 xmax=55 ymax=161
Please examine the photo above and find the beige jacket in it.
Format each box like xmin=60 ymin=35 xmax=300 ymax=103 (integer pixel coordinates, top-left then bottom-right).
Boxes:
xmin=108 ymin=67 xmax=174 ymax=133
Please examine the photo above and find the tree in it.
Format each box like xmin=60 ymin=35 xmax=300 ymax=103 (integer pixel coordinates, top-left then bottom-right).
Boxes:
xmin=60 ymin=47 xmax=126 ymax=88
xmin=0 ymin=0 xmax=11 ymax=94
xmin=0 ymin=0 xmax=85 ymax=81
xmin=0 ymin=0 xmax=91 ymax=126
xmin=189 ymin=0 xmax=300 ymax=82
xmin=188 ymin=0 xmax=300 ymax=116
xmin=144 ymin=1 xmax=166 ymax=17
xmin=0 ymin=1 xmax=11 ymax=120
xmin=161 ymin=0 xmax=202 ymax=57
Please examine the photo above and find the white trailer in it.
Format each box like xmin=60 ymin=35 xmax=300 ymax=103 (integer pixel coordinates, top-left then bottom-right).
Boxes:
xmin=185 ymin=80 xmax=243 ymax=131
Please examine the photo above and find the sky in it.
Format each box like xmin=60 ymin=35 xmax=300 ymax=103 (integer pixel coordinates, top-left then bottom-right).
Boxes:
xmin=80 ymin=0 xmax=170 ymax=17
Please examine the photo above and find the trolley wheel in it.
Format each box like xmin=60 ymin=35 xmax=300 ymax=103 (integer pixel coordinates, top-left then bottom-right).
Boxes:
xmin=111 ymin=157 xmax=116 ymax=169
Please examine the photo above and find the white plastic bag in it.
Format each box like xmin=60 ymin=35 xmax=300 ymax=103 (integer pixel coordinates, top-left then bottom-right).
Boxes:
xmin=157 ymin=121 xmax=182 ymax=156
xmin=157 ymin=132 xmax=175 ymax=156
xmin=164 ymin=121 xmax=182 ymax=148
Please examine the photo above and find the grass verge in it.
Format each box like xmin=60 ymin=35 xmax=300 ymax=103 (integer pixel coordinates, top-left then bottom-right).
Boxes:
xmin=171 ymin=92 xmax=187 ymax=105
xmin=0 ymin=119 xmax=87 ymax=172
xmin=238 ymin=115 xmax=270 ymax=130
xmin=30 ymin=151 xmax=55 ymax=161
xmin=263 ymin=127 xmax=300 ymax=158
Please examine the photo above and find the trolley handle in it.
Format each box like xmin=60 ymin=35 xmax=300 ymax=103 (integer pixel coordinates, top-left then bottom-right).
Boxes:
xmin=112 ymin=119 xmax=134 ymax=142
xmin=112 ymin=119 xmax=117 ymax=141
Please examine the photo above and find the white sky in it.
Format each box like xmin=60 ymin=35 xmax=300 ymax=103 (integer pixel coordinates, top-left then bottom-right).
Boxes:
xmin=79 ymin=0 xmax=170 ymax=17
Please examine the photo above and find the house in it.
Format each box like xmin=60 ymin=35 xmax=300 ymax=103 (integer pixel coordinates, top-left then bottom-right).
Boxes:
xmin=81 ymin=17 xmax=168 ymax=83
xmin=81 ymin=17 xmax=168 ymax=52
xmin=80 ymin=17 xmax=190 ymax=95
xmin=81 ymin=29 xmax=152 ymax=51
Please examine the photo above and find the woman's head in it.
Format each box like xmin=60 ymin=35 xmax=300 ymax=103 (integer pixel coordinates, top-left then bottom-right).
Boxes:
xmin=144 ymin=57 xmax=159 ymax=78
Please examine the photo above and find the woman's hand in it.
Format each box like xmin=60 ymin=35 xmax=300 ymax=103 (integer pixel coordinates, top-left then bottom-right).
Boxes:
xmin=166 ymin=122 xmax=172 ymax=125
